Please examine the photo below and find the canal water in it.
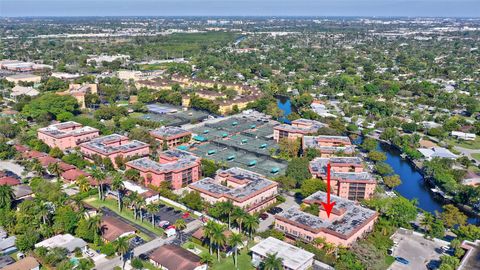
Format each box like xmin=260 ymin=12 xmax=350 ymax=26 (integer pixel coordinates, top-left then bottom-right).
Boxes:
xmin=353 ymin=136 xmax=478 ymax=224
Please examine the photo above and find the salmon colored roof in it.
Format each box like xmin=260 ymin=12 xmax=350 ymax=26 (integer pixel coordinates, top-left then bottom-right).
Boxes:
xmin=14 ymin=145 xmax=29 ymax=152
xmin=61 ymin=168 xmax=89 ymax=182
xmin=101 ymin=216 xmax=136 ymax=242
xmin=0 ymin=177 xmax=21 ymax=186
xmin=23 ymin=150 xmax=47 ymax=159
xmin=38 ymin=155 xmax=58 ymax=167
xmin=58 ymin=162 xmax=76 ymax=172
xmin=149 ymin=245 xmax=202 ymax=270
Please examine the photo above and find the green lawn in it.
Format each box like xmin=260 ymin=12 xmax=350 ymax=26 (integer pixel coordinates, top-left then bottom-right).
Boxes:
xmin=472 ymin=153 xmax=480 ymax=162
xmin=181 ymin=240 xmax=254 ymax=270
xmin=446 ymin=137 xmax=480 ymax=150
xmin=84 ymin=196 xmax=163 ymax=238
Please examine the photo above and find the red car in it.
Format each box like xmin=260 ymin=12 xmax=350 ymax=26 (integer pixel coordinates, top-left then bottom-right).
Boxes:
xmin=182 ymin=212 xmax=190 ymax=219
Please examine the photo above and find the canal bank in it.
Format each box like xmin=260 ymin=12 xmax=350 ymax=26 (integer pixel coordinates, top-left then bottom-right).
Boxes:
xmin=352 ymin=135 xmax=479 ymax=225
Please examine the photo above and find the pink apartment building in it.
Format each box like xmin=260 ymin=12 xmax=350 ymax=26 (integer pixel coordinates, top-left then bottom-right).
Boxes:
xmin=150 ymin=126 xmax=192 ymax=149
xmin=37 ymin=121 xmax=100 ymax=151
xmin=189 ymin=167 xmax=278 ymax=213
xmin=303 ymin=135 xmax=355 ymax=157
xmin=273 ymin=118 xmax=324 ymax=142
xmin=309 ymin=157 xmax=376 ymax=200
xmin=80 ymin=134 xmax=150 ymax=167
xmin=125 ymin=149 xmax=201 ymax=190
xmin=275 ymin=191 xmax=378 ymax=247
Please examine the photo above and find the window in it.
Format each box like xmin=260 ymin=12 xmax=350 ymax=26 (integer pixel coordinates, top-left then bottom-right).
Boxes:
xmin=182 ymin=168 xmax=193 ymax=185
xmin=279 ymin=130 xmax=289 ymax=139
xmin=165 ymin=172 xmax=173 ymax=182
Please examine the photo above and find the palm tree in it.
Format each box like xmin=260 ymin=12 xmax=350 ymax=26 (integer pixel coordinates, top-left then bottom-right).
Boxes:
xmin=0 ymin=185 xmax=14 ymax=209
xmin=146 ymin=203 xmax=158 ymax=226
xmin=48 ymin=162 xmax=62 ymax=181
xmin=204 ymin=221 xmax=216 ymax=255
xmin=114 ymin=236 xmax=130 ymax=269
xmin=87 ymin=215 xmax=103 ymax=245
xmin=136 ymin=196 xmax=146 ymax=222
xmin=228 ymin=233 xmax=243 ymax=268
xmin=37 ymin=202 xmax=50 ymax=225
xmin=420 ymin=212 xmax=435 ymax=233
xmin=200 ymin=253 xmax=214 ymax=266
xmin=31 ymin=159 xmax=45 ymax=176
xmin=232 ymin=208 xmax=246 ymax=232
xmin=90 ymin=168 xmax=106 ymax=200
xmin=175 ymin=218 xmax=187 ymax=231
xmin=261 ymin=252 xmax=283 ymax=270
xmin=211 ymin=223 xmax=227 ymax=261
xmin=76 ymin=175 xmax=90 ymax=193
xmin=243 ymin=214 xmax=259 ymax=239
xmin=220 ymin=201 xmax=234 ymax=229
xmin=110 ymin=172 xmax=124 ymax=212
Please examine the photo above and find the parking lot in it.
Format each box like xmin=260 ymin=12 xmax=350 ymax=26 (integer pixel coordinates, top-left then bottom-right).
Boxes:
xmin=145 ymin=204 xmax=195 ymax=228
xmin=389 ymin=228 xmax=450 ymax=270
xmin=258 ymin=192 xmax=299 ymax=232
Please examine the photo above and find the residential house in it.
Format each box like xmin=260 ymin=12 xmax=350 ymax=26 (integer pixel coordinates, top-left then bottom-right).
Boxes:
xmin=149 ymin=245 xmax=206 ymax=270
xmin=250 ymin=237 xmax=316 ymax=270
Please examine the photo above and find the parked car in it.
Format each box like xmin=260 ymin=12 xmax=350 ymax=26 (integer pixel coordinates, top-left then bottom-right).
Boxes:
xmin=395 ymin=257 xmax=409 ymax=265
xmin=158 ymin=220 xmax=170 ymax=228
xmin=267 ymin=207 xmax=283 ymax=214
xmin=259 ymin=213 xmax=269 ymax=220
xmin=130 ymin=236 xmax=145 ymax=247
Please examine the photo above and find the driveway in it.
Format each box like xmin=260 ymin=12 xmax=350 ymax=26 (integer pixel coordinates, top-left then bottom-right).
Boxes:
xmin=0 ymin=160 xmax=32 ymax=178
xmin=258 ymin=193 xmax=299 ymax=232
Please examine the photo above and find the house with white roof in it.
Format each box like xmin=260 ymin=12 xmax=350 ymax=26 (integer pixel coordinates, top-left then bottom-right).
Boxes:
xmin=417 ymin=147 xmax=458 ymax=160
xmin=250 ymin=237 xmax=317 ymax=270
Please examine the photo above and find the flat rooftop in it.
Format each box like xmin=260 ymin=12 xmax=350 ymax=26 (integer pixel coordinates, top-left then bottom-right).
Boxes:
xmin=250 ymin=237 xmax=314 ymax=270
xmin=310 ymin=157 xmax=374 ymax=181
xmin=127 ymin=149 xmax=199 ymax=173
xmin=81 ymin=134 xmax=148 ymax=155
xmin=38 ymin=121 xmax=98 ymax=138
xmin=277 ymin=191 xmax=377 ymax=237
xmin=303 ymin=136 xmax=355 ymax=153
xmin=189 ymin=167 xmax=276 ymax=202
xmin=150 ymin=126 xmax=191 ymax=139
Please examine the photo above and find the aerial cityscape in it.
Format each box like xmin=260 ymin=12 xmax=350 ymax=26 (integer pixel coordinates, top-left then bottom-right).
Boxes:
xmin=0 ymin=1 xmax=479 ymax=270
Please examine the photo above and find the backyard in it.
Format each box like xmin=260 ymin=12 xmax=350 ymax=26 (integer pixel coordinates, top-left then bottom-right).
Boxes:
xmin=84 ymin=196 xmax=164 ymax=239
xmin=181 ymin=240 xmax=255 ymax=270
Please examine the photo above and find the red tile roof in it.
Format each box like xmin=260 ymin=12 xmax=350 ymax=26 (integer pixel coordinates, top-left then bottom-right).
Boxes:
xmin=38 ymin=155 xmax=59 ymax=167
xmin=0 ymin=177 xmax=21 ymax=186
xmin=101 ymin=216 xmax=136 ymax=242
xmin=61 ymin=168 xmax=89 ymax=182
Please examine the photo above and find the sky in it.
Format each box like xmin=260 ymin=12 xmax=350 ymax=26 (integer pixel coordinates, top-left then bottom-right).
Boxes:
xmin=0 ymin=0 xmax=479 ymax=17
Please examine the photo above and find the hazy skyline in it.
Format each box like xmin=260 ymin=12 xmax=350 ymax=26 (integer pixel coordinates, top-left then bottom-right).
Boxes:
xmin=1 ymin=0 xmax=479 ymax=17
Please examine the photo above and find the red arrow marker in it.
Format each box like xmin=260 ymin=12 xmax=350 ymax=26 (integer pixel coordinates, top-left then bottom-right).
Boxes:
xmin=321 ymin=163 xmax=335 ymax=218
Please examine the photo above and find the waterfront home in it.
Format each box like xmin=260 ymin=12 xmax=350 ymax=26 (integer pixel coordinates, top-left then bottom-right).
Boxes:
xmin=274 ymin=191 xmax=378 ymax=246
xmin=309 ymin=157 xmax=376 ymax=200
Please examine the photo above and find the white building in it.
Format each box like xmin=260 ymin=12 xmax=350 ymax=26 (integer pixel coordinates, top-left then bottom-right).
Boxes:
xmin=418 ymin=147 xmax=458 ymax=160
xmin=35 ymin=234 xmax=87 ymax=253
xmin=250 ymin=237 xmax=315 ymax=270
xmin=451 ymin=131 xmax=476 ymax=141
